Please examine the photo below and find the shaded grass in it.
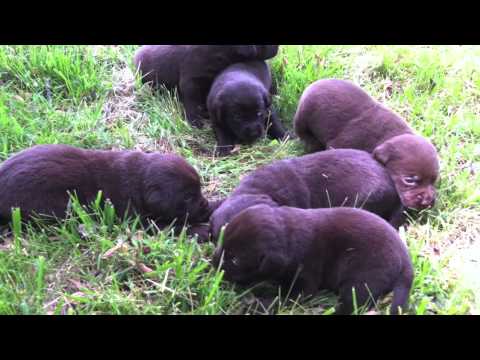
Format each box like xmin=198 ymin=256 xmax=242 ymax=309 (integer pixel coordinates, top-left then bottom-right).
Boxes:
xmin=0 ymin=45 xmax=479 ymax=315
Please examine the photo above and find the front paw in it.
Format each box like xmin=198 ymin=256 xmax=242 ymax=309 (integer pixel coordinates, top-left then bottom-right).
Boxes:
xmin=214 ymin=144 xmax=234 ymax=157
xmin=188 ymin=224 xmax=211 ymax=243
xmin=283 ymin=131 xmax=297 ymax=140
xmin=208 ymin=199 xmax=226 ymax=213
xmin=197 ymin=105 xmax=209 ymax=119
xmin=187 ymin=116 xmax=205 ymax=129
xmin=268 ymin=129 xmax=295 ymax=141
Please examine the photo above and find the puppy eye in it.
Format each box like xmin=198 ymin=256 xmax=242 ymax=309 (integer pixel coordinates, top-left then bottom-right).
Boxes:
xmin=256 ymin=111 xmax=263 ymax=118
xmin=403 ymin=176 xmax=420 ymax=186
xmin=231 ymin=256 xmax=239 ymax=266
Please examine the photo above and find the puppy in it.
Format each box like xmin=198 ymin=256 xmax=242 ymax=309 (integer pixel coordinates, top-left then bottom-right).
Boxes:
xmin=207 ymin=61 xmax=287 ymax=156
xmin=210 ymin=148 xmax=404 ymax=241
xmin=0 ymin=145 xmax=213 ymax=232
xmin=212 ymin=205 xmax=414 ymax=315
xmin=134 ymin=45 xmax=279 ymax=128
xmin=294 ymin=79 xmax=439 ymax=211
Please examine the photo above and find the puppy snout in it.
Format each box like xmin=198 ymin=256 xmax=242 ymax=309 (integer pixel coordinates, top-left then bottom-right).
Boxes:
xmin=200 ymin=197 xmax=209 ymax=211
xmin=212 ymin=248 xmax=223 ymax=269
xmin=245 ymin=124 xmax=263 ymax=139
xmin=195 ymin=198 xmax=211 ymax=221
xmin=416 ymin=193 xmax=436 ymax=208
xmin=423 ymin=195 xmax=436 ymax=207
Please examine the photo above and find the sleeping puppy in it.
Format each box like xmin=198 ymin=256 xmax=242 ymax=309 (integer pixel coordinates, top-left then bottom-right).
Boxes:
xmin=0 ymin=145 xmax=214 ymax=236
xmin=134 ymin=45 xmax=279 ymax=128
xmin=294 ymin=79 xmax=439 ymax=212
xmin=212 ymin=205 xmax=414 ymax=315
xmin=210 ymin=148 xmax=404 ymax=242
xmin=207 ymin=61 xmax=287 ymax=156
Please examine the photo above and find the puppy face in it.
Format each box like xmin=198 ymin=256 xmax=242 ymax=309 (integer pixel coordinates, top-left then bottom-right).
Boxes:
xmin=229 ymin=45 xmax=259 ymax=60
xmin=373 ymin=134 xmax=439 ymax=209
xmin=216 ymin=87 xmax=271 ymax=144
xmin=254 ymin=45 xmax=279 ymax=60
xmin=229 ymin=46 xmax=279 ymax=60
xmin=212 ymin=206 xmax=288 ymax=285
xmin=144 ymin=155 xmax=210 ymax=224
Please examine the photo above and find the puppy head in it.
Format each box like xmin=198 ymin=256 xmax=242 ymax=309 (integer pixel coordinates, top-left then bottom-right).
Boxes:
xmin=229 ymin=46 xmax=279 ymax=61
xmin=143 ymin=154 xmax=210 ymax=224
xmin=212 ymin=205 xmax=289 ymax=285
xmin=373 ymin=134 xmax=439 ymax=209
xmin=213 ymin=84 xmax=271 ymax=144
xmin=254 ymin=45 xmax=280 ymax=60
xmin=229 ymin=45 xmax=259 ymax=60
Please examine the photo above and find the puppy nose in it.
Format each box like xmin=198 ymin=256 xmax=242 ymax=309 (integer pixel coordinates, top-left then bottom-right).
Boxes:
xmin=423 ymin=196 xmax=435 ymax=207
xmin=248 ymin=125 xmax=261 ymax=137
xmin=212 ymin=249 xmax=222 ymax=268
xmin=197 ymin=200 xmax=210 ymax=220
xmin=418 ymin=194 xmax=435 ymax=207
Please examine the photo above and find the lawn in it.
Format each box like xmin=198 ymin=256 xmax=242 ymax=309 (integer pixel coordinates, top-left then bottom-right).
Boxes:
xmin=0 ymin=45 xmax=478 ymax=315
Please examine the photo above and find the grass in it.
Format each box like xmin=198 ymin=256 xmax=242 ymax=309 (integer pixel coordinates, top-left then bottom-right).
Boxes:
xmin=0 ymin=45 xmax=479 ymax=315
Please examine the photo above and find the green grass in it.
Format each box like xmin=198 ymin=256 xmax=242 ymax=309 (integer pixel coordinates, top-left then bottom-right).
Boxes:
xmin=0 ymin=45 xmax=479 ymax=315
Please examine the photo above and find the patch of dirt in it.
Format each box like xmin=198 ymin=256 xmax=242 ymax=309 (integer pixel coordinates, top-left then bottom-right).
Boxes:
xmin=409 ymin=208 xmax=480 ymax=312
xmin=101 ymin=64 xmax=175 ymax=153
xmin=443 ymin=210 xmax=480 ymax=305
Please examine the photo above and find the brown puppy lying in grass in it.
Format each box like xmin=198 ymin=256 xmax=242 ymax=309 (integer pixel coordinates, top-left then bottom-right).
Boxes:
xmin=0 ymin=145 xmax=217 ymax=238
xmin=134 ymin=45 xmax=279 ymax=128
xmin=212 ymin=205 xmax=414 ymax=315
xmin=210 ymin=148 xmax=405 ymax=242
xmin=294 ymin=79 xmax=439 ymax=213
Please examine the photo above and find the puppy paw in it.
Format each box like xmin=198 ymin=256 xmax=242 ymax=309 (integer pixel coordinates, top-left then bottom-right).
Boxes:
xmin=214 ymin=145 xmax=234 ymax=157
xmin=283 ymin=131 xmax=297 ymax=140
xmin=186 ymin=106 xmax=209 ymax=128
xmin=208 ymin=199 xmax=226 ymax=213
xmin=188 ymin=118 xmax=205 ymax=129
xmin=188 ymin=224 xmax=211 ymax=243
xmin=197 ymin=105 xmax=209 ymax=118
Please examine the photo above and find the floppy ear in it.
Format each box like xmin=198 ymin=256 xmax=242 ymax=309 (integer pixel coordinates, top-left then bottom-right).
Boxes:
xmin=209 ymin=94 xmax=223 ymax=126
xmin=257 ymin=45 xmax=279 ymax=60
xmin=259 ymin=252 xmax=288 ymax=277
xmin=263 ymin=91 xmax=272 ymax=109
xmin=235 ymin=45 xmax=258 ymax=59
xmin=373 ymin=142 xmax=392 ymax=165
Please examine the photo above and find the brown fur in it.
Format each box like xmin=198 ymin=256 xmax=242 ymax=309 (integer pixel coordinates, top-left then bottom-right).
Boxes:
xmin=0 ymin=145 xmax=214 ymax=236
xmin=210 ymin=149 xmax=404 ymax=242
xmin=294 ymin=79 xmax=439 ymax=210
xmin=134 ymin=45 xmax=279 ymax=128
xmin=206 ymin=61 xmax=287 ymax=156
xmin=213 ymin=205 xmax=414 ymax=315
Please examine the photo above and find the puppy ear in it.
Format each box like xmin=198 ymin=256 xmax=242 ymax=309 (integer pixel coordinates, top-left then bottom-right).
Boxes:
xmin=259 ymin=252 xmax=287 ymax=277
xmin=236 ymin=45 xmax=258 ymax=59
xmin=256 ymin=45 xmax=279 ymax=60
xmin=263 ymin=92 xmax=272 ymax=109
xmin=373 ymin=142 xmax=392 ymax=165
xmin=215 ymin=105 xmax=223 ymax=125
xmin=210 ymin=95 xmax=223 ymax=125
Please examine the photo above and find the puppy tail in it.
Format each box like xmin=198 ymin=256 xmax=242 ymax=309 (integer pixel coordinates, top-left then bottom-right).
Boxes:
xmin=390 ymin=263 xmax=414 ymax=315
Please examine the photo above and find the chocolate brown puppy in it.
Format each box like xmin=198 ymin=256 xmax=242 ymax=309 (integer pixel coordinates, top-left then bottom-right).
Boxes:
xmin=213 ymin=205 xmax=414 ymax=315
xmin=207 ymin=61 xmax=287 ymax=156
xmin=210 ymin=148 xmax=404 ymax=241
xmin=0 ymin=145 xmax=213 ymax=232
xmin=294 ymin=79 xmax=439 ymax=211
xmin=134 ymin=45 xmax=279 ymax=128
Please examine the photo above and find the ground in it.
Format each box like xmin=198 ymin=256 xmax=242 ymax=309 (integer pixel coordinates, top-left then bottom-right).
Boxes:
xmin=0 ymin=45 xmax=478 ymax=315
